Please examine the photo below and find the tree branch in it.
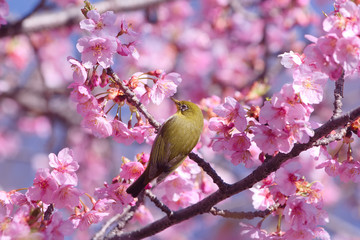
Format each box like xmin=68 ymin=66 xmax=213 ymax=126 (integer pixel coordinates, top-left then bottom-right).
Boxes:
xmin=108 ymin=106 xmax=360 ymax=239
xmin=106 ymin=68 xmax=162 ymax=130
xmin=145 ymin=190 xmax=173 ymax=217
xmin=0 ymin=0 xmax=174 ymax=38
xmin=332 ymin=72 xmax=345 ymax=120
xmin=188 ymin=152 xmax=230 ymax=190
xmin=209 ymin=206 xmax=272 ymax=220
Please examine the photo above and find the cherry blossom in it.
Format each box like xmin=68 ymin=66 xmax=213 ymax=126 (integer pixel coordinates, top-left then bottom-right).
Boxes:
xmin=76 ymin=36 xmax=117 ymax=69
xmin=80 ymin=10 xmax=119 ymax=37
xmin=26 ymin=168 xmax=58 ymax=204
xmin=214 ymin=97 xmax=247 ymax=132
xmin=150 ymin=71 xmax=182 ymax=105
xmin=49 ymin=147 xmax=79 ymax=186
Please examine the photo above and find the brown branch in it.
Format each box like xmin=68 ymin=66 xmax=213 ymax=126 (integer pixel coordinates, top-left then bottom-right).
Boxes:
xmin=106 ymin=105 xmax=360 ymax=239
xmin=188 ymin=152 xmax=230 ymax=190
xmin=314 ymin=126 xmax=348 ymax=146
xmin=145 ymin=190 xmax=173 ymax=217
xmin=106 ymin=68 xmax=162 ymax=130
xmin=209 ymin=206 xmax=272 ymax=220
xmin=332 ymin=71 xmax=345 ymax=120
xmin=0 ymin=0 xmax=175 ymax=38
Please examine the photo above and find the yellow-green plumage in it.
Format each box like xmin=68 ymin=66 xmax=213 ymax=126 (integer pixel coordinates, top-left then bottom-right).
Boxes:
xmin=126 ymin=98 xmax=204 ymax=197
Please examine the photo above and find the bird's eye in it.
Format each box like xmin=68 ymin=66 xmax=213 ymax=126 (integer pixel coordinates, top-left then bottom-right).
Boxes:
xmin=180 ymin=104 xmax=189 ymax=112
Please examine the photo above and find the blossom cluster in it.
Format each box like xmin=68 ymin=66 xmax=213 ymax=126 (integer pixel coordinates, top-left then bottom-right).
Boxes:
xmin=248 ymin=158 xmax=330 ymax=239
xmin=68 ymin=6 xmax=183 ymax=145
xmin=0 ymin=148 xmax=108 ymax=238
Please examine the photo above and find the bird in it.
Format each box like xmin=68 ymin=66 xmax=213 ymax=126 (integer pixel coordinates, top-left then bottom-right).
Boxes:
xmin=126 ymin=98 xmax=204 ymax=198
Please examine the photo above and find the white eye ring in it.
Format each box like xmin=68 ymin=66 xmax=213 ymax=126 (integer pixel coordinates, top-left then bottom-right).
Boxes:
xmin=180 ymin=104 xmax=189 ymax=112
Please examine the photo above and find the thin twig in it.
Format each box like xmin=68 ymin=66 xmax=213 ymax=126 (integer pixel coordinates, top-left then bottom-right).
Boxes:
xmin=209 ymin=206 xmax=271 ymax=220
xmin=188 ymin=152 xmax=230 ymax=190
xmin=145 ymin=190 xmax=173 ymax=217
xmin=106 ymin=67 xmax=161 ymax=130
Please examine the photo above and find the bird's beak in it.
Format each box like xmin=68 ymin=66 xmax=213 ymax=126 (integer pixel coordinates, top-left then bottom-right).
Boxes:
xmin=171 ymin=97 xmax=181 ymax=110
xmin=171 ymin=97 xmax=180 ymax=106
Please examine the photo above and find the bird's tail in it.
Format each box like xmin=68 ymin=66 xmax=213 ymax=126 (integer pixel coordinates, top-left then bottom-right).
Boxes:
xmin=126 ymin=172 xmax=150 ymax=198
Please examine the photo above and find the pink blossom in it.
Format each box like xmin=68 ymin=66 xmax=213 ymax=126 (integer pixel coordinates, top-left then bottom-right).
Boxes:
xmin=303 ymin=42 xmax=343 ymax=81
xmin=250 ymin=186 xmax=275 ymax=210
xmin=316 ymin=159 xmax=340 ymax=177
xmin=154 ymin=174 xmax=197 ymax=209
xmin=278 ymin=50 xmax=302 ymax=68
xmin=117 ymin=40 xmax=140 ymax=60
xmin=94 ymin=182 xmax=134 ymax=213
xmin=212 ymin=136 xmax=230 ymax=153
xmin=174 ymin=158 xmax=201 ymax=180
xmin=214 ymin=97 xmax=247 ymax=132
xmin=323 ymin=1 xmax=360 ymax=38
xmin=76 ymin=36 xmax=117 ymax=69
xmin=283 ymin=228 xmax=315 ymax=240
xmin=111 ymin=120 xmax=134 ymax=145
xmin=0 ymin=205 xmax=32 ymax=239
xmin=80 ymin=10 xmax=119 ymax=37
xmin=259 ymin=101 xmax=288 ymax=130
xmin=338 ymin=160 xmax=360 ymax=182
xmin=272 ymin=84 xmax=308 ymax=122
xmin=72 ymin=198 xmax=114 ymax=230
xmin=292 ymin=64 xmax=328 ymax=104
xmin=317 ymin=34 xmax=338 ymax=56
xmin=288 ymin=120 xmax=314 ymax=144
xmin=49 ymin=147 xmax=79 ymax=185
xmin=275 ymin=161 xmax=301 ymax=196
xmin=132 ymin=205 xmax=154 ymax=225
xmin=52 ymin=185 xmax=82 ymax=209
xmin=333 ymin=37 xmax=360 ymax=74
xmin=164 ymin=191 xmax=200 ymax=210
xmin=0 ymin=191 xmax=13 ymax=216
xmin=252 ymin=125 xmax=293 ymax=155
xmin=269 ymin=185 xmax=288 ymax=206
xmin=283 ymin=195 xmax=328 ymax=232
xmin=69 ymin=84 xmax=92 ymax=104
xmin=208 ymin=117 xmax=234 ymax=134
xmin=0 ymin=0 xmax=9 ymax=26
xmin=68 ymin=57 xmax=87 ymax=84
xmin=231 ymin=150 xmax=253 ymax=167
xmin=150 ymin=71 xmax=182 ymax=105
xmin=76 ymin=97 xmax=101 ymax=117
xmin=239 ymin=223 xmax=271 ymax=239
xmin=112 ymin=119 xmax=153 ymax=145
xmin=228 ymin=133 xmax=251 ymax=152
xmin=81 ymin=112 xmax=113 ymax=138
xmin=26 ymin=168 xmax=58 ymax=204
xmin=44 ymin=212 xmax=74 ymax=239
xmin=119 ymin=161 xmax=145 ymax=180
